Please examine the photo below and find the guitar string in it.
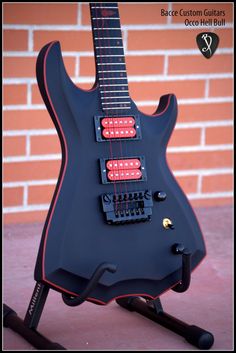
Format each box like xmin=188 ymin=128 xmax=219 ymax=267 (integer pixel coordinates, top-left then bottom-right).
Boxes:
xmin=112 ymin=4 xmax=139 ymax=211
xmin=93 ymin=4 xmax=119 ymax=209
xmin=97 ymin=2 xmax=128 ymax=213
xmin=94 ymin=3 xmax=141 ymax=216
xmin=99 ymin=3 xmax=123 ymax=212
xmin=100 ymin=2 xmax=141 ymax=213
xmin=102 ymin=3 xmax=129 ymax=212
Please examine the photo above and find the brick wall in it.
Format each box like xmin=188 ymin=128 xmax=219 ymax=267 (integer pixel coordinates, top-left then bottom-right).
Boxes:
xmin=3 ymin=3 xmax=233 ymax=224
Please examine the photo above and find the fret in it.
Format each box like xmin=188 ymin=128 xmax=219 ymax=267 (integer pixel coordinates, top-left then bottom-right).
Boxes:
xmin=102 ymin=101 xmax=130 ymax=105
xmin=99 ymin=84 xmax=128 ymax=87
xmin=97 ymin=63 xmax=125 ymax=66
xmin=102 ymin=107 xmax=131 ymax=110
xmin=100 ymin=90 xmax=129 ymax=93
xmin=101 ymin=96 xmax=130 ymax=100
xmin=98 ymin=70 xmax=126 ymax=73
xmin=97 ymin=54 xmax=124 ymax=57
xmin=95 ymin=46 xmax=123 ymax=48
xmin=92 ymin=17 xmax=120 ymax=20
xmin=93 ymin=28 xmax=121 ymax=30
xmin=94 ymin=37 xmax=122 ymax=40
xmin=99 ymin=78 xmax=127 ymax=82
xmin=91 ymin=6 xmax=118 ymax=9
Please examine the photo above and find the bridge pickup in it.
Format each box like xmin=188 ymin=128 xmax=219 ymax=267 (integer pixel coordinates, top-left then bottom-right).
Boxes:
xmin=101 ymin=190 xmax=153 ymax=225
xmin=94 ymin=115 xmax=141 ymax=142
xmin=100 ymin=156 xmax=147 ymax=184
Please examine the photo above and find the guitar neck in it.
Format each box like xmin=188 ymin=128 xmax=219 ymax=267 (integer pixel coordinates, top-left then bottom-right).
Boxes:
xmin=89 ymin=2 xmax=131 ymax=114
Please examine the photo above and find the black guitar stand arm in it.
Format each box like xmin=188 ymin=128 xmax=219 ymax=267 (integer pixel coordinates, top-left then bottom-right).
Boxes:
xmin=116 ymin=244 xmax=214 ymax=350
xmin=62 ymin=262 xmax=117 ymax=306
xmin=171 ymin=243 xmax=191 ymax=293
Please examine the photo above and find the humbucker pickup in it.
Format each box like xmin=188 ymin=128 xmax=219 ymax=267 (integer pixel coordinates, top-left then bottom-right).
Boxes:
xmin=101 ymin=190 xmax=153 ymax=225
xmin=94 ymin=115 xmax=141 ymax=142
xmin=100 ymin=156 xmax=147 ymax=184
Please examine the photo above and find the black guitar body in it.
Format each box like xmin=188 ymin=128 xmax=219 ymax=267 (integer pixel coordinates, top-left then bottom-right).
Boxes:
xmin=35 ymin=41 xmax=206 ymax=304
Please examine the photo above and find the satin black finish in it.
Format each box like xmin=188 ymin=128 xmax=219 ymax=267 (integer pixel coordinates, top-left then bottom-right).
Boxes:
xmin=34 ymin=41 xmax=206 ymax=304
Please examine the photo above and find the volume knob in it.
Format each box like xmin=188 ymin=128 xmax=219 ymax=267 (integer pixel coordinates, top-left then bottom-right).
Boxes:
xmin=154 ymin=191 xmax=167 ymax=201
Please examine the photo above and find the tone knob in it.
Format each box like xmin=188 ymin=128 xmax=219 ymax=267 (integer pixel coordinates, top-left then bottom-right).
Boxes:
xmin=154 ymin=191 xmax=167 ymax=201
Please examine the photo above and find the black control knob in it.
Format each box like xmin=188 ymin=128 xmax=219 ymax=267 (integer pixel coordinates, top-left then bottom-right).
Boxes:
xmin=172 ymin=243 xmax=185 ymax=254
xmin=154 ymin=191 xmax=167 ymax=201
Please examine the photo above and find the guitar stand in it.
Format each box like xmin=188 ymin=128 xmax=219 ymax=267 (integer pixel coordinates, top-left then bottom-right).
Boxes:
xmin=3 ymin=244 xmax=214 ymax=350
xmin=116 ymin=245 xmax=214 ymax=350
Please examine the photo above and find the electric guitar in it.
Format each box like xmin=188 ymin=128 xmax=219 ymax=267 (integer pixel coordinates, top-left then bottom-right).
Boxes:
xmin=34 ymin=2 xmax=206 ymax=305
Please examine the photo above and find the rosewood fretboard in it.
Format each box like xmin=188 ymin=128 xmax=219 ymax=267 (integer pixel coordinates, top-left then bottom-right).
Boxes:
xmin=90 ymin=2 xmax=131 ymax=114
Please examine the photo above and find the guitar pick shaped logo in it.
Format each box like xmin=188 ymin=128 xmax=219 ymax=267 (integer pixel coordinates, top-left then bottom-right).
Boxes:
xmin=196 ymin=32 xmax=219 ymax=59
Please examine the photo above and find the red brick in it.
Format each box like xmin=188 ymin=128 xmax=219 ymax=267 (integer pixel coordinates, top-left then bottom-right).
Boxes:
xmin=30 ymin=135 xmax=61 ymax=155
xmin=3 ymin=57 xmax=36 ymax=78
xmin=3 ymin=136 xmax=26 ymax=157
xmin=80 ymin=57 xmax=96 ymax=77
xmin=31 ymin=84 xmax=43 ymax=105
xmin=119 ymin=4 xmax=168 ymax=24
xmin=3 ymin=160 xmax=61 ymax=182
xmin=3 ymin=30 xmax=28 ymax=51
xmin=169 ymin=128 xmax=201 ymax=147
xmin=3 ymin=56 xmax=76 ymax=78
xmin=81 ymin=3 xmax=168 ymax=25
xmin=176 ymin=175 xmax=198 ymax=194
xmin=3 ymin=3 xmax=77 ymax=24
xmin=3 ymin=187 xmax=24 ymax=207
xmin=28 ymin=185 xmax=55 ymax=204
xmin=138 ymin=102 xmax=233 ymax=120
xmin=34 ymin=31 xmax=93 ymax=52
xmin=3 ymin=110 xmax=54 ymax=130
xmin=126 ymin=56 xmax=165 ymax=75
xmin=178 ymin=102 xmax=233 ymax=122
xmin=172 ymin=3 xmax=233 ymax=23
xmin=129 ymin=80 xmax=205 ymax=101
xmin=128 ymin=29 xmax=232 ymax=50
xmin=3 ymin=84 xmax=27 ymax=105
xmin=3 ymin=211 xmax=48 ymax=224
xmin=168 ymin=54 xmax=233 ymax=75
xmin=205 ymin=126 xmax=233 ymax=145
xmin=202 ymin=174 xmax=233 ymax=193
xmin=209 ymin=78 xmax=233 ymax=97
xmin=167 ymin=150 xmax=232 ymax=170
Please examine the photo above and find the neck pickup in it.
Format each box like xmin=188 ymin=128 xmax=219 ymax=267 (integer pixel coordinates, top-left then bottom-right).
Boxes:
xmin=94 ymin=115 xmax=142 ymax=142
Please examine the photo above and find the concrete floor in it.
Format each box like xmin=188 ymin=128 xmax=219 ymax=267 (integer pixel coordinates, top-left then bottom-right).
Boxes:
xmin=3 ymin=206 xmax=233 ymax=350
